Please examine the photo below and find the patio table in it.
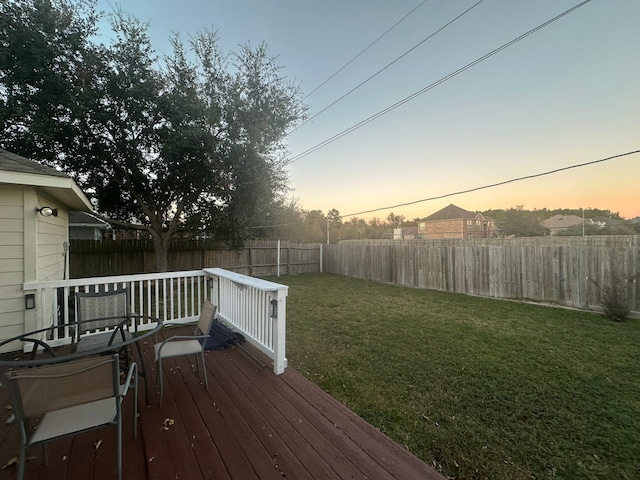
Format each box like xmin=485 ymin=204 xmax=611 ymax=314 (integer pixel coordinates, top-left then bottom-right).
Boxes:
xmin=0 ymin=315 xmax=162 ymax=403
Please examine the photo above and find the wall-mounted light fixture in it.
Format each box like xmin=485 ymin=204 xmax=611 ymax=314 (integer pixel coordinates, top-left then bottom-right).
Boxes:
xmin=36 ymin=207 xmax=58 ymax=217
xmin=25 ymin=294 xmax=36 ymax=310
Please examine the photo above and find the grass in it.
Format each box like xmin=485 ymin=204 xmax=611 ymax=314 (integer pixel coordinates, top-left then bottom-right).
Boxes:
xmin=269 ymin=273 xmax=640 ymax=480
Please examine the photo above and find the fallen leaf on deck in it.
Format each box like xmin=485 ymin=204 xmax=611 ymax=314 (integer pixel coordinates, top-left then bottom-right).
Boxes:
xmin=163 ymin=417 xmax=175 ymax=430
xmin=95 ymin=440 xmax=102 ymax=450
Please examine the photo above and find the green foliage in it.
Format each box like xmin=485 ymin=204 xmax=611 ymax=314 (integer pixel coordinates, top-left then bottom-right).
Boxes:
xmin=278 ymin=274 xmax=640 ymax=480
xmin=484 ymin=207 xmax=636 ymax=237
xmin=386 ymin=211 xmax=405 ymax=228
xmin=601 ymin=284 xmax=630 ymax=321
xmin=556 ymin=223 xmax=636 ymax=236
xmin=0 ymin=0 xmax=100 ymax=159
xmin=593 ymin=275 xmax=636 ymax=322
xmin=326 ymin=208 xmax=342 ymax=226
xmin=487 ymin=206 xmax=549 ymax=237
xmin=0 ymin=0 xmax=306 ymax=269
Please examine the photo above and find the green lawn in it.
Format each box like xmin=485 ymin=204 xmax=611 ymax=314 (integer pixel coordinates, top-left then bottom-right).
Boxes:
xmin=271 ymin=273 xmax=640 ymax=480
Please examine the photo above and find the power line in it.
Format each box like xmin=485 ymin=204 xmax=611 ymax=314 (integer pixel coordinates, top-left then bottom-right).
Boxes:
xmin=289 ymin=0 xmax=592 ymax=164
xmin=293 ymin=0 xmax=484 ymax=132
xmin=301 ymin=0 xmax=429 ymax=102
xmin=341 ymin=150 xmax=640 ymax=218
xmin=250 ymin=149 xmax=639 ymax=228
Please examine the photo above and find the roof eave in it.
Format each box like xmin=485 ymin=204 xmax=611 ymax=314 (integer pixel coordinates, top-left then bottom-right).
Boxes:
xmin=1 ymin=170 xmax=93 ymax=212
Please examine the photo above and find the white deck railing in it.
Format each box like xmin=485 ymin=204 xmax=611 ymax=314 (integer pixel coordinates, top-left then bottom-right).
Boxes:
xmin=22 ymin=268 xmax=288 ymax=374
xmin=204 ymin=268 xmax=288 ymax=374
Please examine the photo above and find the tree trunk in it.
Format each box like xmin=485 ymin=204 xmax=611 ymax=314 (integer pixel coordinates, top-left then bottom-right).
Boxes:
xmin=151 ymin=234 xmax=171 ymax=272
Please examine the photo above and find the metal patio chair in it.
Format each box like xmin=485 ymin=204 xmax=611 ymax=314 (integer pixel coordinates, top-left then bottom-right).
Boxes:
xmin=74 ymin=288 xmax=134 ymax=354
xmin=153 ymin=299 xmax=217 ymax=404
xmin=4 ymin=354 xmax=138 ymax=480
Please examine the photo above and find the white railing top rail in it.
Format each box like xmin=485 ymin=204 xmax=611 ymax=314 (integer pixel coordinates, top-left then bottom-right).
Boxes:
xmin=23 ymin=270 xmax=207 ymax=290
xmin=203 ymin=268 xmax=289 ymax=293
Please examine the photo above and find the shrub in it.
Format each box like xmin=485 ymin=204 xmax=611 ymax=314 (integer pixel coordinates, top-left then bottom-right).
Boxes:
xmin=595 ymin=274 xmax=637 ymax=322
xmin=600 ymin=283 xmax=630 ymax=321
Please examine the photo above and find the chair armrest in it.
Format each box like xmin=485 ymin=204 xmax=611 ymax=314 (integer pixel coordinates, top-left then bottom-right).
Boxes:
xmin=160 ymin=334 xmax=210 ymax=342
xmin=23 ymin=338 xmax=57 ymax=361
xmin=106 ymin=317 xmax=133 ymax=346
xmin=120 ymin=361 xmax=138 ymax=398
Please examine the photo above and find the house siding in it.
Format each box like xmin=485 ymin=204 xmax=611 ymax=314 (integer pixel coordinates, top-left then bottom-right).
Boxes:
xmin=0 ymin=187 xmax=69 ymax=352
xmin=419 ymin=217 xmax=492 ymax=239
xmin=422 ymin=219 xmax=465 ymax=239
xmin=0 ymin=186 xmax=26 ymax=351
xmin=33 ymin=194 xmax=67 ymax=335
xmin=36 ymin=196 xmax=68 ymax=282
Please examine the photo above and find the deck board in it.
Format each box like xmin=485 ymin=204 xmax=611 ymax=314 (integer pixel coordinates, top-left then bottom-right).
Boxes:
xmin=0 ymin=326 xmax=446 ymax=480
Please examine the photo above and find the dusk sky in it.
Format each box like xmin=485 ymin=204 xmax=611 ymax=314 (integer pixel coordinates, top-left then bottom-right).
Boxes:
xmin=96 ymin=0 xmax=640 ymax=220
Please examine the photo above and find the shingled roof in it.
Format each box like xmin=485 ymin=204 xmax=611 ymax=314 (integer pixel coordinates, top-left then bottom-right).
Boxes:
xmin=423 ymin=204 xmax=478 ymax=221
xmin=0 ymin=148 xmax=92 ymax=211
xmin=0 ymin=148 xmax=68 ymax=177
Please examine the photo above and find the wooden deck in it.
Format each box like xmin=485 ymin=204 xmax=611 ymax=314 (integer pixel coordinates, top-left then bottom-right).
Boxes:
xmin=0 ymin=326 xmax=445 ymax=480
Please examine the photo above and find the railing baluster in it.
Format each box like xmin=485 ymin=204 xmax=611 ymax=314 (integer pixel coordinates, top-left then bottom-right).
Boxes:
xmin=183 ymin=276 xmax=187 ymax=318
xmin=178 ymin=277 xmax=182 ymax=320
xmin=162 ymin=278 xmax=167 ymax=322
xmin=191 ymin=276 xmax=195 ymax=317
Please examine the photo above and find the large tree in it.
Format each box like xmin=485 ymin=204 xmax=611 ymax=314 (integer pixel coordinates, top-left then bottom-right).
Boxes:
xmin=0 ymin=0 xmax=306 ymax=271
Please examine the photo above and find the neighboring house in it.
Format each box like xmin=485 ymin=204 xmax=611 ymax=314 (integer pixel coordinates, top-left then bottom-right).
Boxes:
xmin=0 ymin=149 xmax=92 ymax=352
xmin=69 ymin=211 xmax=111 ymax=240
xmin=540 ymin=214 xmax=590 ymax=235
xmin=418 ymin=204 xmax=494 ymax=239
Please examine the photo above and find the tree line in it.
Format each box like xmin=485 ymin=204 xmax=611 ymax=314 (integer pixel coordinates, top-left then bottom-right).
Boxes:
xmin=248 ymin=205 xmax=639 ymax=243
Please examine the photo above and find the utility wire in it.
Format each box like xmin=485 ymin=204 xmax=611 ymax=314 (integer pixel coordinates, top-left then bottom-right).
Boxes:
xmin=293 ymin=0 xmax=483 ymax=132
xmin=341 ymin=150 xmax=639 ymax=218
xmin=249 ymin=149 xmax=639 ymax=228
xmin=301 ymin=0 xmax=429 ymax=102
xmin=289 ymin=0 xmax=591 ymax=164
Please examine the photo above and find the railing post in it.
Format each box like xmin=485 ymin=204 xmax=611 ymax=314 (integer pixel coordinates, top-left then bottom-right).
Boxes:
xmin=270 ymin=289 xmax=287 ymax=375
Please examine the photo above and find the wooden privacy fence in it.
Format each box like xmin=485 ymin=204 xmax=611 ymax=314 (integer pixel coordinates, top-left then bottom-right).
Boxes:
xmin=70 ymin=236 xmax=640 ymax=315
xmin=69 ymin=240 xmax=322 ymax=278
xmin=323 ymin=236 xmax=640 ymax=315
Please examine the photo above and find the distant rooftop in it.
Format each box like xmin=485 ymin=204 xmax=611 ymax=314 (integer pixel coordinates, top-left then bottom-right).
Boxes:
xmin=423 ymin=204 xmax=478 ymax=221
